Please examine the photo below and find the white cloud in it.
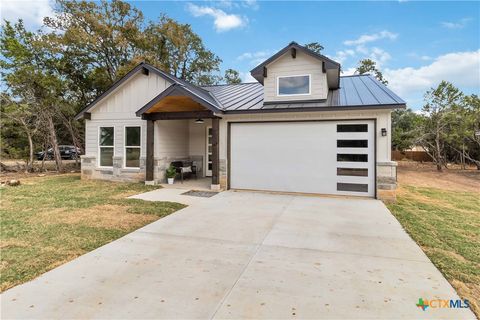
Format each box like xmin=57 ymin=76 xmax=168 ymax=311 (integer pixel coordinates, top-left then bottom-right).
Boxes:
xmin=344 ymin=30 xmax=398 ymax=46
xmin=239 ymin=71 xmax=256 ymax=83
xmin=340 ymin=67 xmax=356 ymax=76
xmin=408 ymin=53 xmax=433 ymax=61
xmin=369 ymin=47 xmax=391 ymax=65
xmin=334 ymin=49 xmax=355 ymax=64
xmin=237 ymin=49 xmax=276 ymax=66
xmin=441 ymin=18 xmax=472 ymax=29
xmin=217 ymin=0 xmax=259 ymax=10
xmin=0 ymin=0 xmax=54 ymax=28
xmin=385 ymin=50 xmax=480 ymax=106
xmin=187 ymin=3 xmax=247 ymax=32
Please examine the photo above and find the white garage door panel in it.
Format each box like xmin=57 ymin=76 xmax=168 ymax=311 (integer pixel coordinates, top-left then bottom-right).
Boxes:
xmin=230 ymin=121 xmax=375 ymax=197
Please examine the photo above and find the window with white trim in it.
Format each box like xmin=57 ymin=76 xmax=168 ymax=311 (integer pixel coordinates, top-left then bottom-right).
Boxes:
xmin=125 ymin=126 xmax=141 ymax=168
xmin=277 ymin=75 xmax=310 ymax=96
xmin=99 ymin=127 xmax=114 ymax=167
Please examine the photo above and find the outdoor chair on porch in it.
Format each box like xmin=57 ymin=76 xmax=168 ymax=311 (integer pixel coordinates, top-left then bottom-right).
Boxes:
xmin=171 ymin=161 xmax=197 ymax=183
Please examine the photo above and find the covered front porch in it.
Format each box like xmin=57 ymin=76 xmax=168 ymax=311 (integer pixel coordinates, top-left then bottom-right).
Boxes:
xmin=136 ymin=84 xmax=222 ymax=190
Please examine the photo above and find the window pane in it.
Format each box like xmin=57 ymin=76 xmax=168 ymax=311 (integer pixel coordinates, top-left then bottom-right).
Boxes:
xmin=337 ymin=168 xmax=368 ymax=177
xmin=337 ymin=124 xmax=368 ymax=132
xmin=126 ymin=127 xmax=140 ymax=146
xmin=100 ymin=147 xmax=113 ymax=166
xmin=337 ymin=140 xmax=368 ymax=148
xmin=337 ymin=183 xmax=368 ymax=192
xmin=278 ymin=75 xmax=310 ymax=95
xmin=337 ymin=154 xmax=368 ymax=162
xmin=100 ymin=127 xmax=114 ymax=146
xmin=125 ymin=147 xmax=140 ymax=168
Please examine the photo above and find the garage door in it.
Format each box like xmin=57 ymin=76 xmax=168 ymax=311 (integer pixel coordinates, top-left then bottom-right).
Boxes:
xmin=229 ymin=121 xmax=375 ymax=197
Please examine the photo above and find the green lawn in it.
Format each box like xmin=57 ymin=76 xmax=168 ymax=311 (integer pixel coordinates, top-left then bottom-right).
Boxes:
xmin=0 ymin=174 xmax=185 ymax=292
xmin=387 ymin=185 xmax=480 ymax=317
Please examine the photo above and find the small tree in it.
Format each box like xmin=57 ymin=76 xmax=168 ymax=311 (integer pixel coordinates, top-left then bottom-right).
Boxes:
xmin=416 ymin=81 xmax=463 ymax=171
xmin=0 ymin=94 xmax=38 ymax=171
xmin=304 ymin=42 xmax=324 ymax=54
xmin=355 ymin=59 xmax=388 ymax=85
xmin=224 ymin=69 xmax=242 ymax=84
xmin=391 ymin=108 xmax=423 ymax=151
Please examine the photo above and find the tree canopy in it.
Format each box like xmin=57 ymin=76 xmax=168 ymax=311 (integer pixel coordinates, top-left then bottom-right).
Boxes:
xmin=304 ymin=42 xmax=324 ymax=54
xmin=355 ymin=59 xmax=388 ymax=85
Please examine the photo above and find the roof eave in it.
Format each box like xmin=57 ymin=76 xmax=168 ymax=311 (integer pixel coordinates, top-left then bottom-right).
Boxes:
xmin=222 ymin=103 xmax=406 ymax=115
xmin=135 ymin=84 xmax=223 ymax=117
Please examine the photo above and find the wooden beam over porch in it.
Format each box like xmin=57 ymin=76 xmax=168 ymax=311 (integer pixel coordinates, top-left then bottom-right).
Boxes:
xmin=142 ymin=111 xmax=221 ymax=121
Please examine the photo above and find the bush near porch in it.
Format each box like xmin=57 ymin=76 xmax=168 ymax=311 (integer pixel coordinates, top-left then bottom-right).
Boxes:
xmin=0 ymin=174 xmax=185 ymax=292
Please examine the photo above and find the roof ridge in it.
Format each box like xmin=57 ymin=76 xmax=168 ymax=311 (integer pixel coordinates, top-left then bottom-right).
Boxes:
xmin=202 ymin=82 xmax=259 ymax=88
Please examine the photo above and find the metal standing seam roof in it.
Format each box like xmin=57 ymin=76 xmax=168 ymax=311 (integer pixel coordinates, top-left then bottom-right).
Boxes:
xmin=76 ymin=61 xmax=405 ymax=119
xmin=202 ymin=74 xmax=405 ymax=112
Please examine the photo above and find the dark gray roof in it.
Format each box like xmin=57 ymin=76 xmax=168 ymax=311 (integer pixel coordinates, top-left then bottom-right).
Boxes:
xmin=77 ymin=61 xmax=405 ymax=119
xmin=202 ymin=74 xmax=405 ymax=113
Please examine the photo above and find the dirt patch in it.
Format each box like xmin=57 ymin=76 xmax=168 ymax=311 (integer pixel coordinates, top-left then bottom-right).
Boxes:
xmin=0 ymin=239 xmax=30 ymax=249
xmin=397 ymin=161 xmax=480 ymax=193
xmin=30 ymin=205 xmax=158 ymax=231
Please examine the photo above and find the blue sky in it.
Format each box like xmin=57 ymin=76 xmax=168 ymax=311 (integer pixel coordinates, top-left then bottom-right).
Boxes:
xmin=2 ymin=0 xmax=479 ymax=109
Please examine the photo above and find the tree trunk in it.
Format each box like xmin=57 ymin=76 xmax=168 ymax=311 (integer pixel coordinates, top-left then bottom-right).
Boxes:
xmin=46 ymin=114 xmax=63 ymax=172
xmin=435 ymin=125 xmax=442 ymax=172
xmin=19 ymin=119 xmax=34 ymax=172
xmin=26 ymin=131 xmax=34 ymax=172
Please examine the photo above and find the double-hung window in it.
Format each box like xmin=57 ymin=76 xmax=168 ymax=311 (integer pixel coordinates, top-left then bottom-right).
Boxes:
xmin=277 ymin=74 xmax=311 ymax=96
xmin=99 ymin=127 xmax=114 ymax=167
xmin=125 ymin=126 xmax=141 ymax=168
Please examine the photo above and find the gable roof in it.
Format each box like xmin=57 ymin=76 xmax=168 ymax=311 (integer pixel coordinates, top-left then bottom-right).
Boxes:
xmin=76 ymin=50 xmax=405 ymax=120
xmin=201 ymin=74 xmax=405 ymax=113
xmin=250 ymin=41 xmax=341 ymax=85
xmin=135 ymin=83 xmax=223 ymax=116
xmin=74 ymin=62 xmax=222 ymax=120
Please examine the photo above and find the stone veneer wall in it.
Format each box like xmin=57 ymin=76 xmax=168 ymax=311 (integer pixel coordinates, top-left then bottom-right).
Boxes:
xmin=81 ymin=156 xmax=145 ymax=182
xmin=376 ymin=161 xmax=398 ymax=202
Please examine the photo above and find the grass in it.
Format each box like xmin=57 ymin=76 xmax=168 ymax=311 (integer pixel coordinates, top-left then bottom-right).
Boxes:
xmin=0 ymin=174 xmax=185 ymax=292
xmin=387 ymin=185 xmax=480 ymax=317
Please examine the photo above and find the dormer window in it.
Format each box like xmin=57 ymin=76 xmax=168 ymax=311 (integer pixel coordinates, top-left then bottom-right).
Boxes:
xmin=277 ymin=74 xmax=311 ymax=96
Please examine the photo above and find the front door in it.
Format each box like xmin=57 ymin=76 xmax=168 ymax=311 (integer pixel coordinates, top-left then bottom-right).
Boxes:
xmin=206 ymin=126 xmax=213 ymax=176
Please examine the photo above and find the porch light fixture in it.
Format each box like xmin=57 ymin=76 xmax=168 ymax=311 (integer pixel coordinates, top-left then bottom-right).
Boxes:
xmin=195 ymin=118 xmax=204 ymax=124
xmin=381 ymin=128 xmax=387 ymax=137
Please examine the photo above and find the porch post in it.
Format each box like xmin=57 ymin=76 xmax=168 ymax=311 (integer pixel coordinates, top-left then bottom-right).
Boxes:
xmin=211 ymin=118 xmax=220 ymax=188
xmin=145 ymin=119 xmax=155 ymax=183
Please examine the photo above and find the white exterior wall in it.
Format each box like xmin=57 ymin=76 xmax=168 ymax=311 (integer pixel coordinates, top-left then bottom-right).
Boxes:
xmin=263 ymin=51 xmax=328 ymax=102
xmin=85 ymin=119 xmax=147 ymax=162
xmin=219 ymin=110 xmax=392 ymax=163
xmin=155 ymin=120 xmax=189 ymax=159
xmin=90 ymin=72 xmax=171 ymax=120
xmin=85 ymin=71 xmax=172 ymax=159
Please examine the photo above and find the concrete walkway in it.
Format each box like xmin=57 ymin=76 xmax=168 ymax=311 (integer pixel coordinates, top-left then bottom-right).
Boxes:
xmin=1 ymin=191 xmax=475 ymax=319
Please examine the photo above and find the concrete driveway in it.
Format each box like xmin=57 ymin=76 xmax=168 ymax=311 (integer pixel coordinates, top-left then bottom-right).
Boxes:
xmin=1 ymin=191 xmax=475 ymax=319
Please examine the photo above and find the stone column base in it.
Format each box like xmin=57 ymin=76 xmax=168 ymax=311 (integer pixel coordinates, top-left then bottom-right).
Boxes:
xmin=377 ymin=161 xmax=398 ymax=202
xmin=211 ymin=184 xmax=221 ymax=191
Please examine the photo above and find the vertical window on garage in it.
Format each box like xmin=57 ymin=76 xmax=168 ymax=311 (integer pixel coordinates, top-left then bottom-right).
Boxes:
xmin=337 ymin=124 xmax=368 ymax=132
xmin=99 ymin=127 xmax=114 ymax=167
xmin=125 ymin=126 xmax=141 ymax=168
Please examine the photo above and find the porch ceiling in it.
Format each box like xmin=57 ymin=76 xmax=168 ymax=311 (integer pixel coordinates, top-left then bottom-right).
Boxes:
xmin=145 ymin=96 xmax=207 ymax=113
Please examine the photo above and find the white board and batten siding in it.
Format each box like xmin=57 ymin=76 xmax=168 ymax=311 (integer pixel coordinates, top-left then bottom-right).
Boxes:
xmin=263 ymin=51 xmax=328 ymax=102
xmin=85 ymin=72 xmax=172 ymax=159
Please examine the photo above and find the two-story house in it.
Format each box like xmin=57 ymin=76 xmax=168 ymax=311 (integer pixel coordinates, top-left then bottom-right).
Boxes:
xmin=75 ymin=42 xmax=406 ymax=199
